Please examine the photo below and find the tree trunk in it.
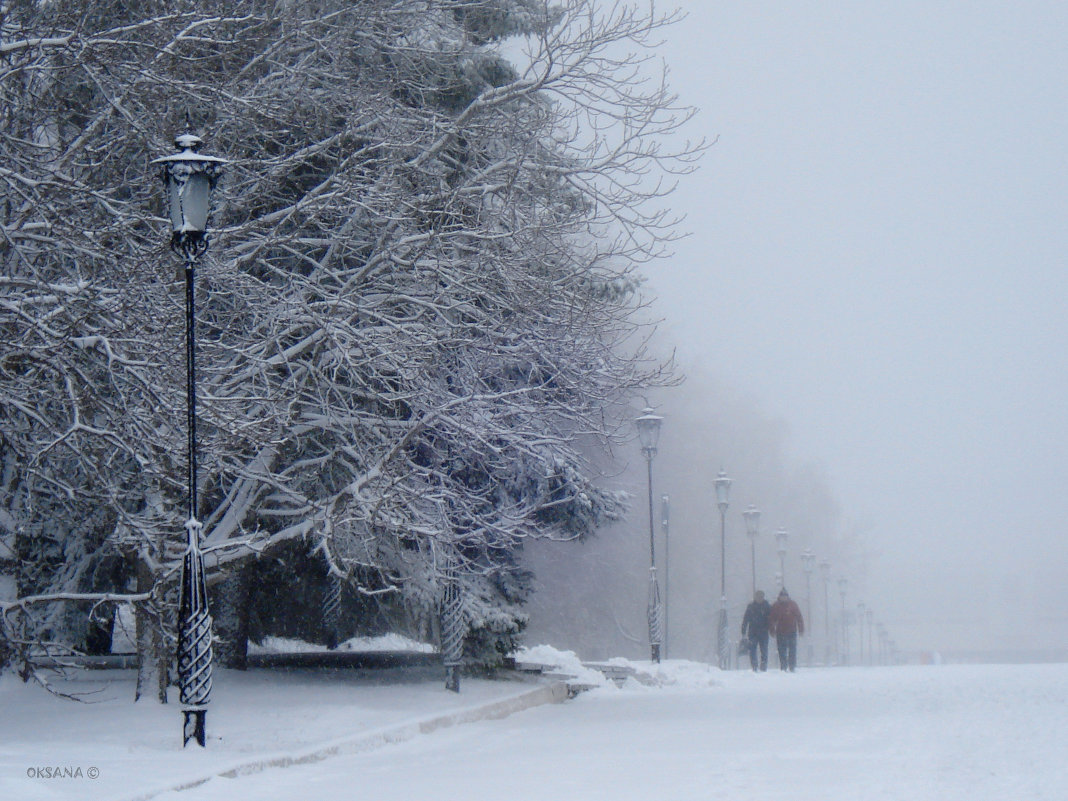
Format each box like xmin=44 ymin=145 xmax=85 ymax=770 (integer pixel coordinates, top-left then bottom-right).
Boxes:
xmin=13 ymin=527 xmax=31 ymax=682
xmin=84 ymin=607 xmax=115 ymax=656
xmin=133 ymin=557 xmax=168 ymax=703
xmin=213 ymin=567 xmax=250 ymax=670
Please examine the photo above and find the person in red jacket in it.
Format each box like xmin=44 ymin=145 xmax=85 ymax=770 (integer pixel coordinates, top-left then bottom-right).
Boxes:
xmin=768 ymin=588 xmax=804 ymax=671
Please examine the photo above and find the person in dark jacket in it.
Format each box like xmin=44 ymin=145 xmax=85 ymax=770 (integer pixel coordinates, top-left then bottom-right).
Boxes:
xmin=740 ymin=590 xmax=771 ymax=671
xmin=768 ymin=587 xmax=804 ymax=671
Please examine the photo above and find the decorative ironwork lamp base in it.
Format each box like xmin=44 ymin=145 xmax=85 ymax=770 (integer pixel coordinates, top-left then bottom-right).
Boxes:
xmin=445 ymin=665 xmax=461 ymax=693
xmin=717 ymin=606 xmax=730 ymax=670
xmin=183 ymin=709 xmax=207 ymax=748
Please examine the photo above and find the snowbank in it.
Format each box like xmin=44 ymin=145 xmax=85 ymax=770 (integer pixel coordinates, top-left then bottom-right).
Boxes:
xmin=514 ymin=644 xmax=724 ymax=691
xmin=247 ymin=634 xmax=435 ymax=654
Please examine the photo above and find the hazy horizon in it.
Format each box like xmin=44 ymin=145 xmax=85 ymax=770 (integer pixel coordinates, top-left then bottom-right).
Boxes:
xmin=527 ymin=1 xmax=1068 ymax=662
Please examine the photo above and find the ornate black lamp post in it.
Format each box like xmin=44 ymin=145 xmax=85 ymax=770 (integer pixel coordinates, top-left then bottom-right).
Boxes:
xmin=742 ymin=505 xmax=760 ymax=595
xmin=713 ymin=469 xmax=731 ymax=670
xmin=635 ymin=407 xmax=664 ymax=663
xmin=153 ymin=131 xmax=227 ymax=748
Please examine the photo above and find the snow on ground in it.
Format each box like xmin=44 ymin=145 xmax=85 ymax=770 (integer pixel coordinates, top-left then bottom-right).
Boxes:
xmin=247 ymin=633 xmax=435 ymax=654
xmin=3 ymin=650 xmax=1067 ymax=801
xmin=1 ymin=667 xmax=543 ymax=801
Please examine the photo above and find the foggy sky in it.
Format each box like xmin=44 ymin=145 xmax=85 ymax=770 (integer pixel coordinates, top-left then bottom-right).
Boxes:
xmin=644 ymin=1 xmax=1068 ymax=654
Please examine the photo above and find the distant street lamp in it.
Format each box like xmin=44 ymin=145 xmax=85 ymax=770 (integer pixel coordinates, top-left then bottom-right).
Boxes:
xmin=714 ymin=469 xmax=732 ymax=670
xmin=801 ymin=550 xmax=815 ymax=667
xmin=866 ymin=608 xmax=874 ymax=666
xmin=819 ymin=558 xmax=831 ymax=666
xmin=775 ymin=528 xmax=788 ymax=588
xmin=661 ymin=495 xmax=670 ymax=658
xmin=857 ymin=602 xmax=866 ymax=666
xmin=742 ymin=505 xmax=761 ymax=595
xmin=153 ymin=130 xmax=228 ymax=748
xmin=837 ymin=577 xmax=848 ymax=666
xmin=636 ymin=407 xmax=664 ymax=663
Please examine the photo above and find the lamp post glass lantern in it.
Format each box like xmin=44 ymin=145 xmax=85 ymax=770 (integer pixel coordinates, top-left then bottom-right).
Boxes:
xmin=714 ymin=470 xmax=732 ymax=509
xmin=635 ymin=407 xmax=664 ymax=662
xmin=153 ymin=131 xmax=228 ymax=748
xmin=156 ymin=133 xmax=227 ymax=259
xmin=635 ymin=407 xmax=663 ymax=456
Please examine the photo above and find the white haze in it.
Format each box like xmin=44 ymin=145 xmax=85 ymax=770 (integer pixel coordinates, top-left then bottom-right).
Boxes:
xmin=525 ymin=1 xmax=1068 ymax=661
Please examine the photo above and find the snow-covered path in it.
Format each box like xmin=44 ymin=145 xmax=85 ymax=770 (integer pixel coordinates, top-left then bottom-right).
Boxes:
xmin=155 ymin=662 xmax=1068 ymax=801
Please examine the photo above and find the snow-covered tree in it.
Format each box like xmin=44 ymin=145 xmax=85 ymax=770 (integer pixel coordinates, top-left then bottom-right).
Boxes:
xmin=1 ymin=0 xmax=697 ymax=690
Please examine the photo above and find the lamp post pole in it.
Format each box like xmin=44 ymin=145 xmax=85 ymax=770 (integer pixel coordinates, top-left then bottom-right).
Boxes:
xmin=819 ymin=559 xmax=831 ymax=666
xmin=636 ymin=408 xmax=664 ymax=663
xmin=153 ymin=131 xmax=227 ymax=748
xmin=857 ymin=602 xmax=866 ymax=666
xmin=775 ymin=528 xmax=788 ymax=588
xmin=866 ymin=609 xmax=874 ymax=666
xmin=441 ymin=545 xmax=464 ymax=693
xmin=714 ymin=470 xmax=731 ymax=670
xmin=743 ymin=505 xmax=761 ymax=595
xmin=801 ymin=550 xmax=814 ymax=667
xmin=661 ymin=495 xmax=670 ymax=659
xmin=837 ymin=577 xmax=848 ymax=666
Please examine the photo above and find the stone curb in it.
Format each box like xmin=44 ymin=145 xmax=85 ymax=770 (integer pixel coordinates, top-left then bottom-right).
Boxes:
xmin=121 ymin=680 xmax=570 ymax=801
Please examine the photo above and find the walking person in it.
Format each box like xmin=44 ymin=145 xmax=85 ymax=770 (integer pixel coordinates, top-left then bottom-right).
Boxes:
xmin=741 ymin=590 xmax=771 ymax=671
xmin=769 ymin=588 xmax=804 ymax=671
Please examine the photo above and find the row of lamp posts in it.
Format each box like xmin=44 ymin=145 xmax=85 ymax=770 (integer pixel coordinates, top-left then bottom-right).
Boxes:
xmin=634 ymin=407 xmax=736 ymax=667
xmin=635 ymin=406 xmax=782 ymax=667
xmin=154 ymin=127 xmax=898 ymax=746
xmin=831 ymin=578 xmax=897 ymax=666
xmin=634 ymin=407 xmax=738 ymax=666
xmin=635 ymin=406 xmax=898 ymax=669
